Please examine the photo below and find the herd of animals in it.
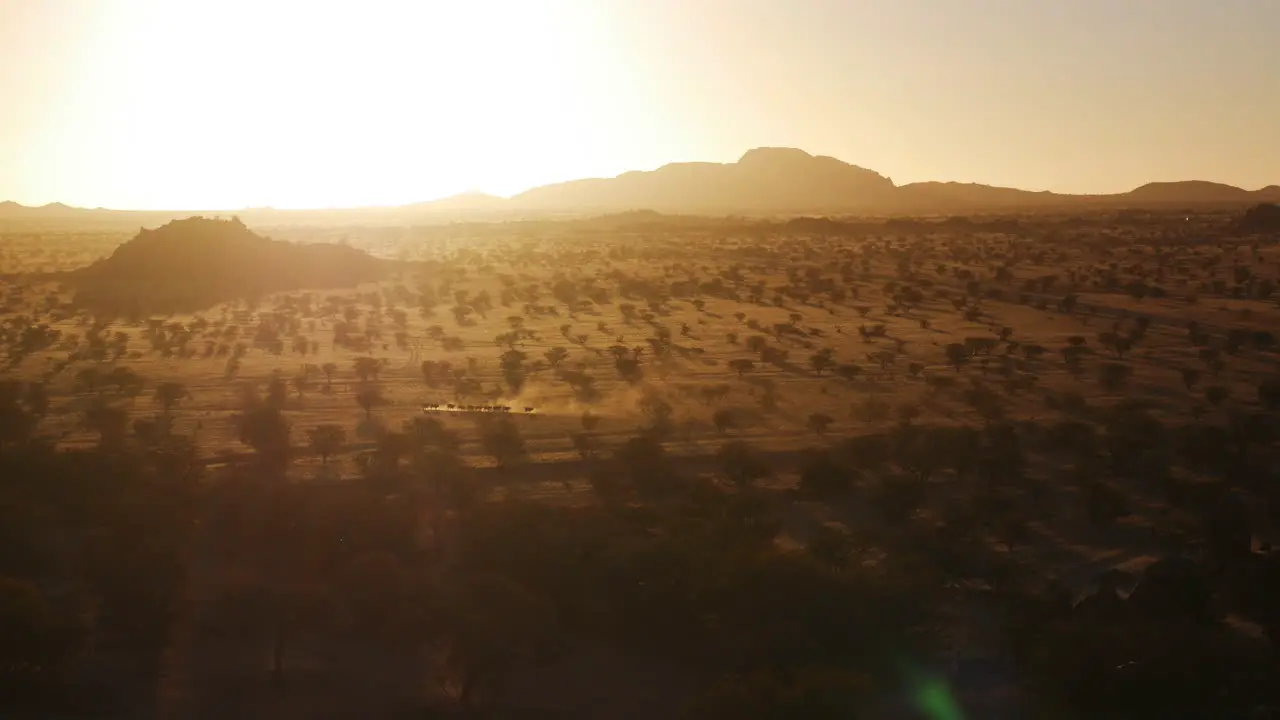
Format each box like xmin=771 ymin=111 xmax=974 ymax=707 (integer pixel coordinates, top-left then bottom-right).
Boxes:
xmin=422 ymin=402 xmax=537 ymax=414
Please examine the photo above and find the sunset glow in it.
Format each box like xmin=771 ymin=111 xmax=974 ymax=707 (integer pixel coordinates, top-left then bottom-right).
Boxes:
xmin=3 ymin=0 xmax=1278 ymax=209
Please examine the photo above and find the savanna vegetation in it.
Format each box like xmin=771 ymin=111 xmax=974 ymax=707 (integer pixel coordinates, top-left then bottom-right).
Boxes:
xmin=3 ymin=207 xmax=1280 ymax=718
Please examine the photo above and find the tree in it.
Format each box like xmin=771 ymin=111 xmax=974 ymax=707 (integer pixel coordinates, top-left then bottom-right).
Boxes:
xmin=320 ymin=362 xmax=337 ymax=392
xmin=809 ymin=349 xmax=835 ymax=375
xmin=799 ymin=451 xmax=855 ymax=500
xmin=835 ymin=363 xmax=862 ymax=382
xmin=0 ymin=577 xmax=85 ymax=683
xmin=105 ymin=366 xmax=145 ymax=395
xmin=638 ymin=393 xmax=675 ymax=436
xmin=712 ymin=408 xmax=736 ymax=434
xmin=0 ymin=381 xmax=41 ymax=448
xmin=355 ymin=383 xmax=385 ymax=421
xmin=441 ymin=574 xmax=556 ymax=709
xmin=353 ymin=356 xmax=382 ymax=382
xmin=73 ymin=367 xmax=101 ymax=394
xmin=716 ymin=440 xmax=772 ymax=487
xmin=291 ymin=370 xmax=310 ymax=401
xmin=945 ymin=343 xmax=969 ymax=372
xmin=265 ymin=374 xmax=289 ymax=410
xmin=807 ymin=413 xmax=834 ymax=435
xmin=1204 ymin=385 xmax=1229 ymax=408
xmin=498 ymin=349 xmax=528 ymax=393
xmin=152 ymin=381 xmax=187 ymax=416
xmin=807 ymin=525 xmax=856 ymax=569
xmin=729 ymin=359 xmax=755 ymax=377
xmin=571 ymin=431 xmax=598 ymax=460
xmin=82 ymin=397 xmax=128 ymax=448
xmin=477 ymin=415 xmax=525 ymax=469
xmin=1098 ymin=362 xmax=1131 ymax=395
xmin=1180 ymin=367 xmax=1202 ymax=392
xmin=308 ymin=424 xmax=345 ymax=465
xmin=544 ymin=346 xmax=569 ymax=369
xmin=235 ymin=405 xmax=292 ymax=474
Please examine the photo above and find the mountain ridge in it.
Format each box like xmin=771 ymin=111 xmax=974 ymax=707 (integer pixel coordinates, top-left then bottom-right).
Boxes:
xmin=5 ymin=148 xmax=1279 ymax=219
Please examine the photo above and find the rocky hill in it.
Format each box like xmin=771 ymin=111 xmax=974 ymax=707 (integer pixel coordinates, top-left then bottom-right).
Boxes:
xmin=67 ymin=217 xmax=390 ymax=313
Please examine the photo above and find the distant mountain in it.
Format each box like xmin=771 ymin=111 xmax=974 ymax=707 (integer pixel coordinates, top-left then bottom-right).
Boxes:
xmin=510 ymin=147 xmax=897 ymax=213
xmin=403 ymin=191 xmax=507 ymax=213
xmin=6 ymin=148 xmax=1278 ymax=221
xmin=894 ymin=181 xmax=1071 ymax=210
xmin=68 ymin=217 xmax=391 ymax=313
xmin=508 ymin=149 xmax=1278 ymax=214
xmin=1124 ymin=180 xmax=1261 ymax=204
xmin=0 ymin=200 xmax=90 ymax=216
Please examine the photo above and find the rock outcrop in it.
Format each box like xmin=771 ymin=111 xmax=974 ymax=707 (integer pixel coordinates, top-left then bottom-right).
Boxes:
xmin=68 ymin=217 xmax=389 ymax=313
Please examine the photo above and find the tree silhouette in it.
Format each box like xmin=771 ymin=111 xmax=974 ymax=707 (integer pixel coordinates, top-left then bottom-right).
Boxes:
xmin=105 ymin=366 xmax=145 ymax=395
xmin=265 ymin=374 xmax=289 ymax=410
xmin=835 ymin=363 xmax=862 ymax=382
xmin=152 ymin=381 xmax=187 ymax=416
xmin=0 ymin=577 xmax=85 ymax=684
xmin=799 ymin=450 xmax=855 ymax=500
xmin=477 ymin=414 xmax=525 ymax=469
xmin=440 ymin=574 xmax=555 ymax=709
xmin=716 ymin=440 xmax=772 ymax=487
xmin=544 ymin=346 xmax=569 ymax=369
xmin=353 ymin=356 xmax=382 ymax=383
xmin=1204 ymin=385 xmax=1229 ymax=407
xmin=82 ymin=397 xmax=128 ymax=448
xmin=0 ymin=381 xmax=42 ymax=448
xmin=235 ymin=404 xmax=292 ymax=474
xmin=73 ymin=367 xmax=100 ymax=394
xmin=499 ymin=349 xmax=527 ymax=393
xmin=308 ymin=424 xmax=345 ymax=465
xmin=355 ymin=384 xmax=385 ymax=421
xmin=807 ymin=413 xmax=834 ymax=435
xmin=571 ymin=431 xmax=598 ymax=460
xmin=291 ymin=370 xmax=310 ymax=401
xmin=808 ymin=349 xmax=834 ymax=375
xmin=1180 ymin=367 xmax=1202 ymax=392
xmin=712 ymin=408 xmax=736 ymax=434
xmin=320 ymin=362 xmax=337 ymax=392
xmin=1099 ymin=362 xmax=1132 ymax=395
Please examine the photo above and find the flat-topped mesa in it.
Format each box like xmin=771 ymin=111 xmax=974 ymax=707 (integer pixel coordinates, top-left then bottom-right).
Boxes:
xmin=68 ymin=216 xmax=390 ymax=314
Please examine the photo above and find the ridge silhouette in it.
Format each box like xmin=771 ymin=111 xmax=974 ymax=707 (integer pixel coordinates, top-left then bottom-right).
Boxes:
xmin=5 ymin=148 xmax=1279 ymax=217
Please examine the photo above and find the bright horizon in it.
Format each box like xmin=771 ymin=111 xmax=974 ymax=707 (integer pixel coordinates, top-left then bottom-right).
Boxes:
xmin=3 ymin=0 xmax=1278 ymax=211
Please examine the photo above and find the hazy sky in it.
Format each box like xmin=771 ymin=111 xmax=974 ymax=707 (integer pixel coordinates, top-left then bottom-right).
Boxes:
xmin=2 ymin=0 xmax=1277 ymax=209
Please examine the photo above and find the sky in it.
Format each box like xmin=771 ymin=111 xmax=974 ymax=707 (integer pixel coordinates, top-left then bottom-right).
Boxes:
xmin=2 ymin=0 xmax=1278 ymax=210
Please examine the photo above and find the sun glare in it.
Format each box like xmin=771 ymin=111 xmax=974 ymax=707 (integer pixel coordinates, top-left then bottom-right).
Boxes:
xmin=65 ymin=0 xmax=621 ymax=209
